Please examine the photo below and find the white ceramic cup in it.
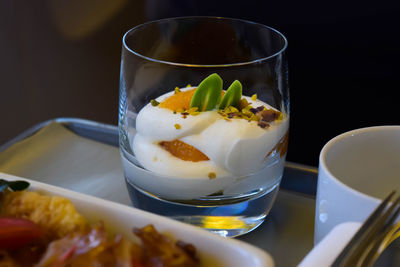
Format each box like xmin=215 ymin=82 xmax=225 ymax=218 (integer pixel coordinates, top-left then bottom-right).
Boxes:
xmin=315 ymin=126 xmax=400 ymax=244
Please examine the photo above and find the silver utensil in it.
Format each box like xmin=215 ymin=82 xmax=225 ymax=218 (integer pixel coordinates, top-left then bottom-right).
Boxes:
xmin=331 ymin=191 xmax=400 ymax=267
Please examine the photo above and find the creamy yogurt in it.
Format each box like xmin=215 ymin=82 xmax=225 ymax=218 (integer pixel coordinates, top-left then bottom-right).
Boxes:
xmin=124 ymin=88 xmax=289 ymax=199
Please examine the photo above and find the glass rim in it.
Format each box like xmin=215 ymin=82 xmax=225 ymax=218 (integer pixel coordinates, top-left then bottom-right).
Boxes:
xmin=122 ymin=16 xmax=288 ymax=68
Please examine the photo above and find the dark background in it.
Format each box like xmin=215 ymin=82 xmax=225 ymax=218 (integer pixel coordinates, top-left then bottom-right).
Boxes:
xmin=1 ymin=0 xmax=399 ymax=166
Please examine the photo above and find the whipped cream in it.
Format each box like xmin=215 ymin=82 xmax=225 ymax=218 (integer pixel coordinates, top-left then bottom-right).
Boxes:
xmin=132 ymin=88 xmax=289 ymax=179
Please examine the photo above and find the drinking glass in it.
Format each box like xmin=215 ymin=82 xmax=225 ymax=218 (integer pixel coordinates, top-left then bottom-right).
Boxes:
xmin=119 ymin=17 xmax=289 ymax=237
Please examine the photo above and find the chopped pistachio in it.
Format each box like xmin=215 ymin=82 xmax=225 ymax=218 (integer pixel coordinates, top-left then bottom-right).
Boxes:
xmin=241 ymin=107 xmax=253 ymax=117
xmin=250 ymin=114 xmax=260 ymax=121
xmin=251 ymin=94 xmax=257 ymax=101
xmin=238 ymin=98 xmax=249 ymax=110
xmin=188 ymin=107 xmax=198 ymax=113
xmin=227 ymin=106 xmax=239 ymax=113
xmin=174 ymin=124 xmax=181 ymax=129
xmin=174 ymin=87 xmax=181 ymax=94
xmin=150 ymin=99 xmax=160 ymax=106
xmin=188 ymin=108 xmax=199 ymax=116
xmin=208 ymin=172 xmax=216 ymax=179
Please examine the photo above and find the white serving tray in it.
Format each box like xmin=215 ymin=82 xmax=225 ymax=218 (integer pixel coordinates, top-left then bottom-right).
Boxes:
xmin=0 ymin=172 xmax=274 ymax=267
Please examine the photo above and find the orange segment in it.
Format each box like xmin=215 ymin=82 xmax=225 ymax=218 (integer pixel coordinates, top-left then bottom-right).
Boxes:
xmin=158 ymin=88 xmax=225 ymax=111
xmin=159 ymin=89 xmax=196 ymax=111
xmin=159 ymin=139 xmax=209 ymax=162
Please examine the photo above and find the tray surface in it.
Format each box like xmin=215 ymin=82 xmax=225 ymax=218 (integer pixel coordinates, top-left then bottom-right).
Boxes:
xmin=0 ymin=118 xmax=318 ymax=267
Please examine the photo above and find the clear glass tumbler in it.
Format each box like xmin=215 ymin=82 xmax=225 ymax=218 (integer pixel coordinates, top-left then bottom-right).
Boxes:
xmin=119 ymin=17 xmax=289 ymax=237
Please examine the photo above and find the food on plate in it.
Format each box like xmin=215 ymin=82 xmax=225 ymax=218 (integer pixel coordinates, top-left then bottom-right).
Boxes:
xmin=1 ymin=190 xmax=88 ymax=240
xmin=0 ymin=179 xmax=200 ymax=267
xmin=133 ymin=73 xmax=289 ymax=179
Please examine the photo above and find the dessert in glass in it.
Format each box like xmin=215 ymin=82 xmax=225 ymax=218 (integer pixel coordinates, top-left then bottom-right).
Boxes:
xmin=119 ymin=17 xmax=289 ymax=237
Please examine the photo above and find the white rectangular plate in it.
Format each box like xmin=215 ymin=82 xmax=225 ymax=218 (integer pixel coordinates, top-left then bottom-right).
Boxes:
xmin=0 ymin=172 xmax=274 ymax=267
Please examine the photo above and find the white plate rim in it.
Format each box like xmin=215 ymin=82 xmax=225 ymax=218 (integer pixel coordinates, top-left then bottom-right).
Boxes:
xmin=0 ymin=172 xmax=274 ymax=267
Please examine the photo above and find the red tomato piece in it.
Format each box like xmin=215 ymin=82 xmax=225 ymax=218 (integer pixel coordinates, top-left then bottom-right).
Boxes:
xmin=0 ymin=217 xmax=44 ymax=250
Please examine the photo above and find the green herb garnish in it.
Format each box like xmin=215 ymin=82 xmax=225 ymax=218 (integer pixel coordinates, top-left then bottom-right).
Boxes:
xmin=150 ymin=99 xmax=160 ymax=106
xmin=219 ymin=80 xmax=242 ymax=109
xmin=190 ymin=73 xmax=223 ymax=111
xmin=0 ymin=179 xmax=30 ymax=193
